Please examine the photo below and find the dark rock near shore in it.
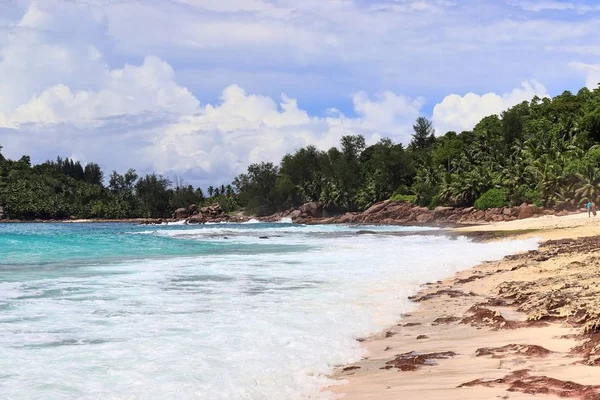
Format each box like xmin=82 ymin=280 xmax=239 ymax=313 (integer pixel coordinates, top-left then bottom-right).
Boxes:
xmin=183 ymin=203 xmax=252 ymax=224
xmin=260 ymin=199 xmax=559 ymax=226
xmin=173 ymin=207 xmax=188 ymax=219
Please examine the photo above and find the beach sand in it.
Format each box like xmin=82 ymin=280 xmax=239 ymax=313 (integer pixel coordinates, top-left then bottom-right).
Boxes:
xmin=328 ymin=212 xmax=600 ymax=399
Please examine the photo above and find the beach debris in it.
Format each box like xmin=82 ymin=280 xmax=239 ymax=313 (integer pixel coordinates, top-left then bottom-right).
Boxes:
xmin=399 ymin=322 xmax=421 ymax=327
xmin=416 ymin=335 xmax=429 ymax=340
xmin=475 ymin=344 xmax=552 ymax=359
xmin=380 ymin=351 xmax=457 ymax=372
xmin=455 ymin=273 xmax=488 ymax=284
xmin=571 ymin=333 xmax=600 ymax=366
xmin=458 ymin=369 xmax=600 ymax=399
xmin=432 ymin=316 xmax=460 ymax=325
xmin=459 ymin=306 xmax=547 ymax=330
xmin=460 ymin=307 xmax=515 ymax=330
xmin=342 ymin=366 xmax=361 ymax=372
xmin=409 ymin=289 xmax=476 ymax=302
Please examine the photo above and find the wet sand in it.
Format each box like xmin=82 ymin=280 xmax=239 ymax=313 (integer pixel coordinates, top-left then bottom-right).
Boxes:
xmin=329 ymin=213 xmax=600 ymax=400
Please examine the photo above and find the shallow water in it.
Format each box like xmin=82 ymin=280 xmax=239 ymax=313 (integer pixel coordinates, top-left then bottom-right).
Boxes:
xmin=0 ymin=222 xmax=538 ymax=399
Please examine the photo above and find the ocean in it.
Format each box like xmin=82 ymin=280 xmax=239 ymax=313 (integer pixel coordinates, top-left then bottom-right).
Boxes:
xmin=0 ymin=221 xmax=538 ymax=399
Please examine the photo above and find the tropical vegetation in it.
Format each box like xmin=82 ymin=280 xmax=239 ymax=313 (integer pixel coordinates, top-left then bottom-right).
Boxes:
xmin=2 ymin=85 xmax=600 ymax=219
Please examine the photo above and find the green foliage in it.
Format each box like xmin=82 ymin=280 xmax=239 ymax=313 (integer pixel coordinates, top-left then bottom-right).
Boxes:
xmin=6 ymin=84 xmax=600 ymax=220
xmin=390 ymin=193 xmax=416 ymax=203
xmin=474 ymin=188 xmax=509 ymax=210
xmin=234 ymin=162 xmax=281 ymax=216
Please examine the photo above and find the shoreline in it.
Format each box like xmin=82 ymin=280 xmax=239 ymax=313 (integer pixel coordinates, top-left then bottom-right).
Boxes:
xmin=328 ymin=212 xmax=600 ymax=399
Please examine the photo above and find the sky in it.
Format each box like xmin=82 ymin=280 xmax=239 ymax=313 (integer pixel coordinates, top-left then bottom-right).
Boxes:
xmin=0 ymin=0 xmax=599 ymax=187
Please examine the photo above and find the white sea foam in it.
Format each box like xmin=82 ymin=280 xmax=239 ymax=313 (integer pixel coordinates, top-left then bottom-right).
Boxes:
xmin=0 ymin=225 xmax=539 ymax=399
xmin=278 ymin=217 xmax=294 ymax=223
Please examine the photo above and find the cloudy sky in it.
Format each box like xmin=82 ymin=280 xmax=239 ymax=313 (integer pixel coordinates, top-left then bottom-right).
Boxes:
xmin=0 ymin=0 xmax=599 ymax=186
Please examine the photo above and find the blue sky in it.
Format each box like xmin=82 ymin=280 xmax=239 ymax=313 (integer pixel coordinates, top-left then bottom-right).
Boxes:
xmin=0 ymin=0 xmax=599 ymax=186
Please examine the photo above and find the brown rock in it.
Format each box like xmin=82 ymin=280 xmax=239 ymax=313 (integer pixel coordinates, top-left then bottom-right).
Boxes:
xmin=173 ymin=208 xmax=188 ymax=219
xmin=416 ymin=213 xmax=434 ymax=223
xmin=363 ymin=200 xmax=391 ymax=216
xmin=299 ymin=201 xmax=324 ymax=218
xmin=289 ymin=209 xmax=301 ymax=219
xmin=338 ymin=212 xmax=358 ymax=223
xmin=188 ymin=214 xmax=206 ymax=224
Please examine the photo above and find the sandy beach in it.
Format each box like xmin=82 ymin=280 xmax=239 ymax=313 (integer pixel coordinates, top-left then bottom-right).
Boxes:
xmin=329 ymin=212 xmax=600 ymax=399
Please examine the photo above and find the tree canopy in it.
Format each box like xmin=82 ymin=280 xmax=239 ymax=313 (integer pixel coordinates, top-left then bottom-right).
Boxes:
xmin=3 ymin=84 xmax=600 ymax=220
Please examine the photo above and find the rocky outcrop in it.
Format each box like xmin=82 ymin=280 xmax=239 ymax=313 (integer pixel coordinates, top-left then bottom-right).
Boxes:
xmin=299 ymin=201 xmax=324 ymax=218
xmin=262 ymin=200 xmax=560 ymax=226
xmin=183 ymin=203 xmax=249 ymax=224
xmin=173 ymin=207 xmax=188 ymax=219
xmin=519 ymin=203 xmax=540 ymax=219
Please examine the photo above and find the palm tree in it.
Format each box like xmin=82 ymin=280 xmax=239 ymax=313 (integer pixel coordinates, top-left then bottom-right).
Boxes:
xmin=207 ymin=186 xmax=214 ymax=197
xmin=575 ymin=164 xmax=600 ymax=204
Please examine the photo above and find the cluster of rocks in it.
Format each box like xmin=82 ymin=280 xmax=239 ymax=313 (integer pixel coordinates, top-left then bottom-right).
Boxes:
xmin=263 ymin=200 xmax=571 ymax=226
xmin=172 ymin=203 xmax=249 ymax=224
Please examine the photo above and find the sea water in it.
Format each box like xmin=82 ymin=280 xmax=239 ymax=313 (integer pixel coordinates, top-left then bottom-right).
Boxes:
xmin=0 ymin=222 xmax=538 ymax=399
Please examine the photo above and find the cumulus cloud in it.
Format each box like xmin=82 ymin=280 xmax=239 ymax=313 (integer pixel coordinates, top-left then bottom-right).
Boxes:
xmin=432 ymin=81 xmax=549 ymax=134
xmin=147 ymin=86 xmax=425 ymax=186
xmin=0 ymin=3 xmax=198 ymax=129
xmin=0 ymin=0 xmax=426 ymax=186
xmin=4 ymin=57 xmax=199 ymax=127
xmin=1 ymin=0 xmax=596 ymax=187
xmin=570 ymin=62 xmax=600 ymax=90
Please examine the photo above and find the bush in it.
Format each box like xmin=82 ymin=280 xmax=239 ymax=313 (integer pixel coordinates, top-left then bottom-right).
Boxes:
xmin=428 ymin=195 xmax=440 ymax=210
xmin=390 ymin=193 xmax=417 ymax=203
xmin=509 ymin=185 xmax=541 ymax=207
xmin=474 ymin=188 xmax=508 ymax=210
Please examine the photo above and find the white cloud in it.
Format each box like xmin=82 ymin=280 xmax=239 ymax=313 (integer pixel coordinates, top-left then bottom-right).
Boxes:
xmin=0 ymin=2 xmax=429 ymax=186
xmin=1 ymin=0 xmax=598 ymax=187
xmin=148 ymin=85 xmax=425 ymax=184
xmin=570 ymin=62 xmax=600 ymax=90
xmin=0 ymin=3 xmax=198 ymax=128
xmin=432 ymin=81 xmax=549 ymax=134
xmin=509 ymin=0 xmax=600 ymax=12
xmin=5 ymin=56 xmax=199 ymax=127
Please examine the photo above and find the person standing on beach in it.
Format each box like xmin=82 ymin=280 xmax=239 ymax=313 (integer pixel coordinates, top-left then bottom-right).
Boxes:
xmin=587 ymin=200 xmax=593 ymax=217
xmin=593 ymin=201 xmax=597 ymax=217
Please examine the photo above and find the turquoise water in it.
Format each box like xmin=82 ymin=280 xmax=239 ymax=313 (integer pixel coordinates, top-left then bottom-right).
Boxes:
xmin=0 ymin=222 xmax=538 ymax=399
xmin=0 ymin=222 xmax=310 ymax=266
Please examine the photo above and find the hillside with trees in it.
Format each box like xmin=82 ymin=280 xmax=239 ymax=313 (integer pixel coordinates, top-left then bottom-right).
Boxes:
xmin=2 ymin=85 xmax=600 ymax=220
xmin=234 ymin=86 xmax=600 ymax=216
xmin=0 ymin=151 xmax=236 ymax=220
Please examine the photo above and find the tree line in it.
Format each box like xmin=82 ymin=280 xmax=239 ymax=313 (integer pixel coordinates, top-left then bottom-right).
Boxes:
xmin=234 ymin=85 xmax=600 ymax=215
xmin=2 ymin=84 xmax=600 ymax=220
xmin=0 ymin=153 xmax=236 ymax=220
